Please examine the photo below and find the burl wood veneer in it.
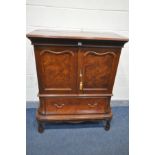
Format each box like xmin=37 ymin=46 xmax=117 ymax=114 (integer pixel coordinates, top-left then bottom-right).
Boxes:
xmin=27 ymin=30 xmax=128 ymax=133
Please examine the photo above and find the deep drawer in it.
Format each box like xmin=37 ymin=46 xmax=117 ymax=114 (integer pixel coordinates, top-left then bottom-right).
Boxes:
xmin=43 ymin=97 xmax=110 ymax=115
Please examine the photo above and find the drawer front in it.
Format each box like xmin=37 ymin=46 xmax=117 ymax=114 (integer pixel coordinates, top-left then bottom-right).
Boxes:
xmin=43 ymin=98 xmax=110 ymax=115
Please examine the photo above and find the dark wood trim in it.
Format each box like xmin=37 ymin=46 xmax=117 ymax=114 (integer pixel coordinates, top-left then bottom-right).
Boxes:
xmin=38 ymin=93 xmax=113 ymax=98
xmin=28 ymin=38 xmax=127 ymax=48
xmin=36 ymin=110 xmax=113 ymax=122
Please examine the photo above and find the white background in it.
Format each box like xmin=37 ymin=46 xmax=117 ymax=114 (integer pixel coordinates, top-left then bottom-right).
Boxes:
xmin=0 ymin=0 xmax=155 ymax=155
xmin=26 ymin=0 xmax=129 ymax=101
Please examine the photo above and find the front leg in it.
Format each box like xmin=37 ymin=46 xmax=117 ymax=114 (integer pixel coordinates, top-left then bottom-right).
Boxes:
xmin=104 ymin=120 xmax=111 ymax=131
xmin=38 ymin=122 xmax=44 ymax=133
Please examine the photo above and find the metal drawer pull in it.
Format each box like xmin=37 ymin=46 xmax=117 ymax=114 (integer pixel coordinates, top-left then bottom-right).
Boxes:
xmin=88 ymin=102 xmax=98 ymax=107
xmin=54 ymin=103 xmax=65 ymax=108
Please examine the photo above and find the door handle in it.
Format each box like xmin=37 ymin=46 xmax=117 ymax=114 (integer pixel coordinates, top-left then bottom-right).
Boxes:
xmin=80 ymin=81 xmax=83 ymax=90
xmin=79 ymin=69 xmax=83 ymax=90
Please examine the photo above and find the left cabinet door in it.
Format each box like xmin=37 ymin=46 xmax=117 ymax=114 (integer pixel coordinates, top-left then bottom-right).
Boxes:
xmin=34 ymin=46 xmax=78 ymax=94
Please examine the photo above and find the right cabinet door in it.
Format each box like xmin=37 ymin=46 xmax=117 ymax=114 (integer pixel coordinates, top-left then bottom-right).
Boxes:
xmin=79 ymin=47 xmax=121 ymax=94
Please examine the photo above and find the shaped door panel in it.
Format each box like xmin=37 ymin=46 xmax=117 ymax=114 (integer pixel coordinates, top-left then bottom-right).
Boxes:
xmin=79 ymin=48 xmax=121 ymax=94
xmin=34 ymin=46 xmax=78 ymax=94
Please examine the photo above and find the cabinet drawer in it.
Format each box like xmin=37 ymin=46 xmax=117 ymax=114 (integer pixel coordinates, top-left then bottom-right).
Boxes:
xmin=43 ymin=98 xmax=110 ymax=115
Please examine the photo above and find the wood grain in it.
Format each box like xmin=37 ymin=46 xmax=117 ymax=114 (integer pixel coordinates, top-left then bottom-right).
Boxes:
xmin=34 ymin=46 xmax=78 ymax=94
xmin=27 ymin=30 xmax=128 ymax=132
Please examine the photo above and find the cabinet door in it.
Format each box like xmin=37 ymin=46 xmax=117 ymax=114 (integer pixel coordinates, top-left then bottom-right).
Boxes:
xmin=78 ymin=47 xmax=121 ymax=94
xmin=34 ymin=46 xmax=78 ymax=94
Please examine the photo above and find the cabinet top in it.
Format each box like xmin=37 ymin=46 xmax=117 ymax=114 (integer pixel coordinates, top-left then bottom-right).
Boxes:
xmin=27 ymin=29 xmax=128 ymax=42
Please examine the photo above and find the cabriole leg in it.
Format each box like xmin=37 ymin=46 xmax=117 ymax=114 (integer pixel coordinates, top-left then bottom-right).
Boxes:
xmin=104 ymin=120 xmax=111 ymax=131
xmin=38 ymin=122 xmax=44 ymax=133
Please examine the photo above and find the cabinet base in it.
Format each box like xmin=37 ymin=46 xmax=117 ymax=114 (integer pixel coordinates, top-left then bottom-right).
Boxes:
xmin=36 ymin=111 xmax=112 ymax=133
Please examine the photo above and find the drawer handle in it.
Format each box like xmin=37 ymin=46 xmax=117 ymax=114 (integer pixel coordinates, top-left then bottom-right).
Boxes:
xmin=54 ymin=103 xmax=65 ymax=108
xmin=88 ymin=102 xmax=98 ymax=107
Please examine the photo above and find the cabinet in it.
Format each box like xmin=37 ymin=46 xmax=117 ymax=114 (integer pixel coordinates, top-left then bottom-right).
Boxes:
xmin=27 ymin=30 xmax=128 ymax=133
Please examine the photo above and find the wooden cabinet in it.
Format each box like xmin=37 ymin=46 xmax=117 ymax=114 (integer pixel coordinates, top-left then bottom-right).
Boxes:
xmin=27 ymin=30 xmax=128 ymax=133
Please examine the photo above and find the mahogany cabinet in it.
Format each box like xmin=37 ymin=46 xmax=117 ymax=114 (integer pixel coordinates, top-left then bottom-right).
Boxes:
xmin=27 ymin=30 xmax=128 ymax=133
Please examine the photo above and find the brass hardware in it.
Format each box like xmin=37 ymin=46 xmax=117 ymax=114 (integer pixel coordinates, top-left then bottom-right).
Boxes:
xmin=54 ymin=103 xmax=65 ymax=108
xmin=79 ymin=69 xmax=83 ymax=90
xmin=88 ymin=102 xmax=98 ymax=107
xmin=80 ymin=69 xmax=82 ymax=77
xmin=80 ymin=81 xmax=83 ymax=90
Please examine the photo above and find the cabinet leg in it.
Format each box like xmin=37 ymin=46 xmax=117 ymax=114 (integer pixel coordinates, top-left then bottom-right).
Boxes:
xmin=104 ymin=120 xmax=111 ymax=131
xmin=38 ymin=122 xmax=44 ymax=133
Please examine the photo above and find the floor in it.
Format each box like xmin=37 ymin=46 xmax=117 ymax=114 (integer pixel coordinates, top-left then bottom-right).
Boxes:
xmin=26 ymin=106 xmax=129 ymax=155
